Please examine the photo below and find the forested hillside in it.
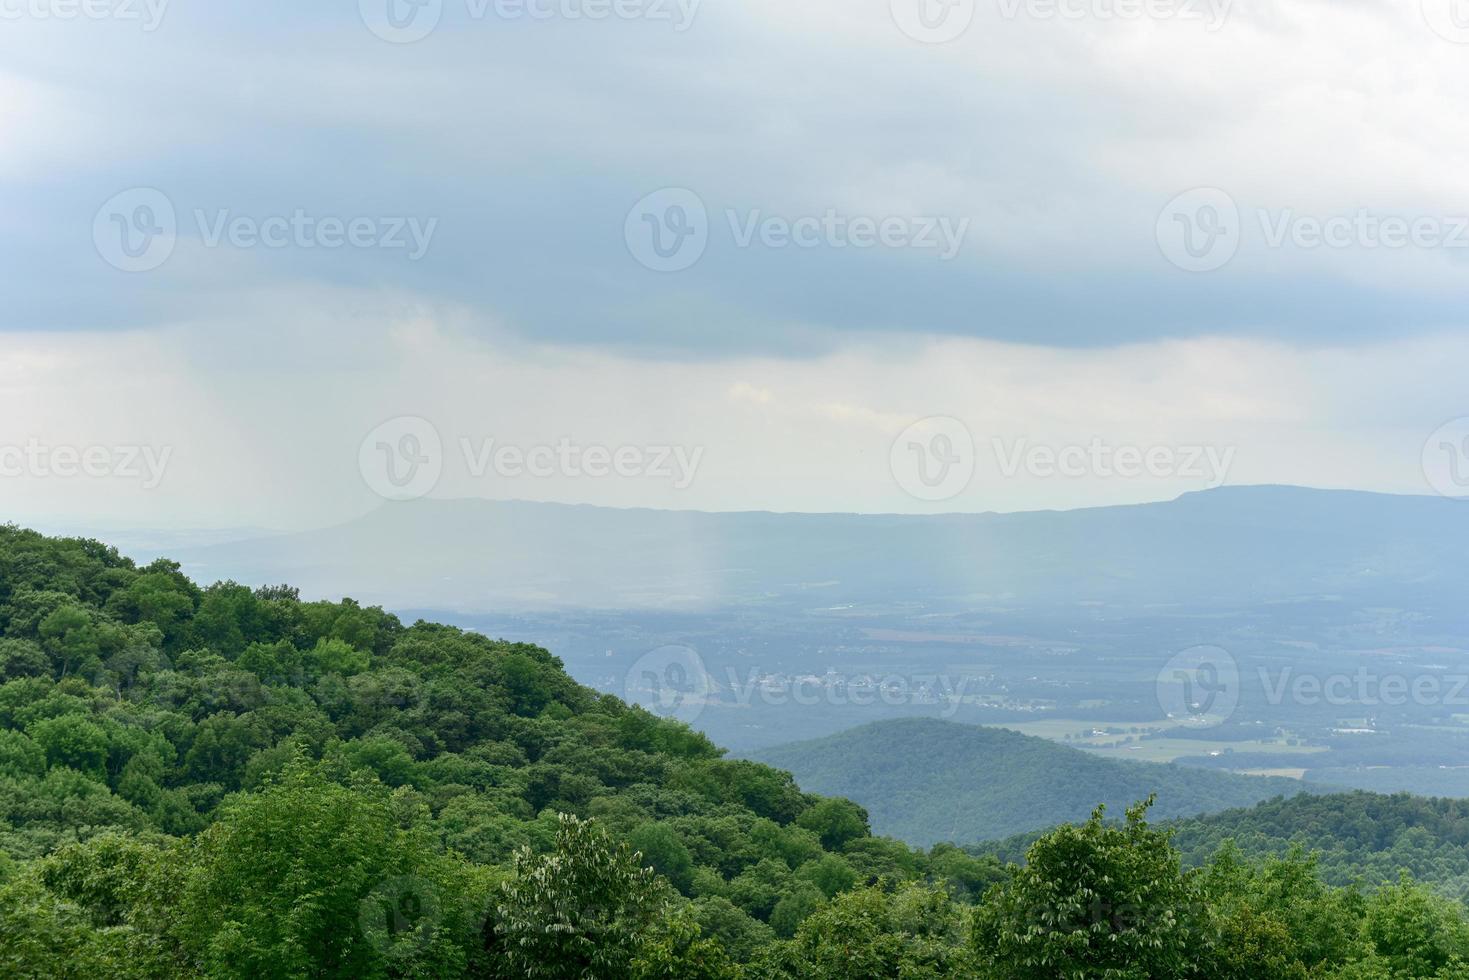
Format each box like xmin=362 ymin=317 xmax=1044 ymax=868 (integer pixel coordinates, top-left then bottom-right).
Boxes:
xmin=2 ymin=525 xmax=1467 ymax=978
xmin=1168 ymin=793 xmax=1469 ymax=900
xmin=750 ymin=718 xmax=1314 ymax=845
xmin=977 ymin=791 xmax=1469 ymax=899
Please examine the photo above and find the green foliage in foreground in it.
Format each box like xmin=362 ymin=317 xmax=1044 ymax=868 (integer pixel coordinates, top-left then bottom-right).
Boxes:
xmin=1 ymin=525 xmax=1467 ymax=977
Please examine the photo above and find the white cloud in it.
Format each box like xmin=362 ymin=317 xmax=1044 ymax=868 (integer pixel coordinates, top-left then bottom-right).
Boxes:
xmin=1 ymin=2 xmax=1466 ymax=532
xmin=1 ymin=311 xmax=1464 ymax=529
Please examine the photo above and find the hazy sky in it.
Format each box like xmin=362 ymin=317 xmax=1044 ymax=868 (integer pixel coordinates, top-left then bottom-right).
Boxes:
xmin=3 ymin=0 xmax=1469 ymax=529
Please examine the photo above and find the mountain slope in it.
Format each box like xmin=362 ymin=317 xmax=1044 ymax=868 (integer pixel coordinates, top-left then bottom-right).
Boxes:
xmin=8 ymin=526 xmax=1469 ymax=976
xmin=1170 ymin=792 xmax=1469 ymax=898
xmin=152 ymin=486 xmax=1469 ymax=612
xmin=749 ymin=718 xmax=1316 ymax=846
xmin=0 ymin=523 xmax=928 ymax=883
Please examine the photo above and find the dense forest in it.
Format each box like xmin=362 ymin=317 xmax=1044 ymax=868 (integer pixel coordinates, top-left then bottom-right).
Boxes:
xmin=2 ymin=525 xmax=1468 ymax=978
xmin=749 ymin=717 xmax=1313 ymax=845
xmin=1169 ymin=793 xmax=1469 ymax=900
xmin=974 ymin=792 xmax=1469 ymax=902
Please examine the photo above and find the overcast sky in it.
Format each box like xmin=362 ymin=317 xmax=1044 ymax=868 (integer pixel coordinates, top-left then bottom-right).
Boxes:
xmin=3 ymin=0 xmax=1469 ymax=530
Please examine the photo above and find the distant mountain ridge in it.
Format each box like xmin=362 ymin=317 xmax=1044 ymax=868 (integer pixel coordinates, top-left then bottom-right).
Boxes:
xmin=747 ymin=718 xmax=1320 ymax=847
xmin=148 ymin=485 xmax=1469 ymax=612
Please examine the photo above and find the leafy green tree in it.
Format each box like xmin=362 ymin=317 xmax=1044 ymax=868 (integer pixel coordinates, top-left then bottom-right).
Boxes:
xmin=631 ymin=822 xmax=696 ymax=894
xmin=1362 ymin=874 xmax=1469 ymax=977
xmin=103 ymin=567 xmax=197 ymax=646
xmin=309 ymin=637 xmax=371 ymax=678
xmin=839 ymin=836 xmax=921 ymax=883
xmin=236 ymin=640 xmax=304 ymax=687
xmin=493 ymin=812 xmax=684 ymax=978
xmin=340 ymin=734 xmax=419 ymax=788
xmin=173 ymin=759 xmax=490 ymax=979
xmin=926 ymin=843 xmax=1005 ymax=901
xmin=38 ymin=606 xmax=102 ymax=679
xmin=627 ymin=904 xmax=739 ymax=979
xmin=692 ymin=896 xmax=776 ymax=963
xmin=1195 ymin=844 xmax=1362 ymax=978
xmin=0 ymin=730 xmax=45 ymax=778
xmin=750 ymin=819 xmax=824 ymax=870
xmin=27 ymin=715 xmax=109 ymax=778
xmin=757 ymin=883 xmax=975 ymax=979
xmin=796 ymin=798 xmax=870 ymax=852
xmin=728 ymin=858 xmax=793 ymax=920
xmin=0 ymin=869 xmax=169 ymax=980
xmin=973 ymin=797 xmax=1203 ymax=980
xmin=0 ymin=640 xmax=48 ymax=681
xmin=794 ymin=854 xmax=857 ymax=899
xmin=769 ymin=881 xmax=825 ymax=938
